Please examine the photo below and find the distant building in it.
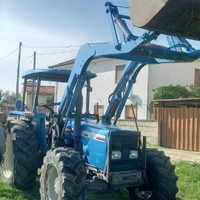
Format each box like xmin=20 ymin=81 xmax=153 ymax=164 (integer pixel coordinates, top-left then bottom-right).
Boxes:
xmin=23 ymin=81 xmax=55 ymax=111
xmin=0 ymin=96 xmax=15 ymax=115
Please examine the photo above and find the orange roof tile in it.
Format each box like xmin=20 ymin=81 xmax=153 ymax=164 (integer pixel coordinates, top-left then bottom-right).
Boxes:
xmin=26 ymin=86 xmax=55 ymax=94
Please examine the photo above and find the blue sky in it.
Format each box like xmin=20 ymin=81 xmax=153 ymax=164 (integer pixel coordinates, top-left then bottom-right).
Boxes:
xmin=0 ymin=0 xmax=200 ymax=92
xmin=0 ymin=0 xmax=123 ymax=92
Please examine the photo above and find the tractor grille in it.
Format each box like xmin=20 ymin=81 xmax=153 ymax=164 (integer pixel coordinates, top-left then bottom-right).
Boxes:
xmin=109 ymin=131 xmax=141 ymax=172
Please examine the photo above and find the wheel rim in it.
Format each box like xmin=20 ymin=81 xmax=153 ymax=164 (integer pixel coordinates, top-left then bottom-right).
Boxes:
xmin=1 ymin=134 xmax=14 ymax=179
xmin=46 ymin=165 xmax=59 ymax=200
xmin=135 ymin=188 xmax=152 ymax=200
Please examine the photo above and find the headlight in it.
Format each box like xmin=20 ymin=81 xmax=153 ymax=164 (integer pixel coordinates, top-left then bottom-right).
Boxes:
xmin=129 ymin=150 xmax=138 ymax=159
xmin=111 ymin=151 xmax=122 ymax=160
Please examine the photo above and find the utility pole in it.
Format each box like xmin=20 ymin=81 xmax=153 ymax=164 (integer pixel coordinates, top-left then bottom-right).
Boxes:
xmin=33 ymin=51 xmax=36 ymax=70
xmin=16 ymin=42 xmax=22 ymax=104
xmin=32 ymin=51 xmax=36 ymax=109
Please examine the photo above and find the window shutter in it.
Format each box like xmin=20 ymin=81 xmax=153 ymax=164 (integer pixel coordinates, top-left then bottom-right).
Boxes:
xmin=194 ymin=68 xmax=200 ymax=87
xmin=115 ymin=65 xmax=125 ymax=83
xmin=125 ymin=105 xmax=137 ymax=119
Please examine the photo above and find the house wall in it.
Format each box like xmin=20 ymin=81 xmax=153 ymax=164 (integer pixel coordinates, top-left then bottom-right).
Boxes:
xmin=54 ymin=59 xmax=200 ymax=120
xmin=26 ymin=93 xmax=52 ymax=110
xmin=147 ymin=60 xmax=200 ymax=119
xmin=54 ymin=58 xmax=149 ymax=119
xmin=0 ymin=102 xmax=15 ymax=116
xmin=26 ymin=93 xmax=32 ymax=109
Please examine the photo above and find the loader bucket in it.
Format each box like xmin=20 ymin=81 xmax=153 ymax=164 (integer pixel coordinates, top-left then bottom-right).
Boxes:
xmin=130 ymin=0 xmax=200 ymax=40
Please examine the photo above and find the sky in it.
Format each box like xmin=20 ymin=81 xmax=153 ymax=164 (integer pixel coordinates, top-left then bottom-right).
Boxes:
xmin=0 ymin=0 xmax=126 ymax=92
xmin=0 ymin=0 xmax=200 ymax=93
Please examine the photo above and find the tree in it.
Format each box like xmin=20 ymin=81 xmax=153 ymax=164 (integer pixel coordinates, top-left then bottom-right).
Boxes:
xmin=153 ymin=84 xmax=190 ymax=100
xmin=148 ymin=84 xmax=191 ymax=114
xmin=1 ymin=90 xmax=21 ymax=101
xmin=0 ymin=89 xmax=3 ymax=101
xmin=46 ymin=96 xmax=54 ymax=104
xmin=187 ymin=84 xmax=200 ymax=98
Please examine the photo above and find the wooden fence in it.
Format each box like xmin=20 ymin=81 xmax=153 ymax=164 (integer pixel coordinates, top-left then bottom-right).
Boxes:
xmin=154 ymin=107 xmax=200 ymax=151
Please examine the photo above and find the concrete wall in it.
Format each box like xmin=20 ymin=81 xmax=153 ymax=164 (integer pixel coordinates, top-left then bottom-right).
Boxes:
xmin=116 ymin=120 xmax=160 ymax=146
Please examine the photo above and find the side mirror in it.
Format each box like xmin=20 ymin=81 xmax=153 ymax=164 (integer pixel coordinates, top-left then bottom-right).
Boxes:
xmin=15 ymin=101 xmax=22 ymax=111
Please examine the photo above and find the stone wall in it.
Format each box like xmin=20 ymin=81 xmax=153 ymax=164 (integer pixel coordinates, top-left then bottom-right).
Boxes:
xmin=115 ymin=120 xmax=160 ymax=146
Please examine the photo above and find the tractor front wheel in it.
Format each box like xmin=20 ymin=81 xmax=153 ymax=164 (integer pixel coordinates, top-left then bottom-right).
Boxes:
xmin=128 ymin=148 xmax=178 ymax=200
xmin=40 ymin=147 xmax=87 ymax=200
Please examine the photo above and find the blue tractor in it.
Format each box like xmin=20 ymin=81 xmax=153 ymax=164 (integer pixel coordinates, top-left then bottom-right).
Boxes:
xmin=0 ymin=69 xmax=96 ymax=190
xmin=1 ymin=1 xmax=200 ymax=199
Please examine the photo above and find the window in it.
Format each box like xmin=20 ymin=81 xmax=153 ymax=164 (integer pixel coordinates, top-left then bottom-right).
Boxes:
xmin=194 ymin=68 xmax=200 ymax=87
xmin=115 ymin=65 xmax=125 ymax=83
xmin=125 ymin=105 xmax=137 ymax=119
xmin=94 ymin=104 xmax=104 ymax=117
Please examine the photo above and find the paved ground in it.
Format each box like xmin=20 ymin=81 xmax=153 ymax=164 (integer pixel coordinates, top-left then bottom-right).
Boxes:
xmin=160 ymin=148 xmax=200 ymax=163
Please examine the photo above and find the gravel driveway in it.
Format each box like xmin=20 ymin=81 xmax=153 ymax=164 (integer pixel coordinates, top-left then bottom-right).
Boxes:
xmin=160 ymin=148 xmax=200 ymax=163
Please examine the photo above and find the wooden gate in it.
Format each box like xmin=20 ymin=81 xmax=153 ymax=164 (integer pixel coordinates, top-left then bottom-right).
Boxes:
xmin=154 ymin=107 xmax=200 ymax=151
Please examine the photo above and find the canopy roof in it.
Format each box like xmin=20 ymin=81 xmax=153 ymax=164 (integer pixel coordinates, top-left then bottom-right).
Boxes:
xmin=22 ymin=69 xmax=96 ymax=82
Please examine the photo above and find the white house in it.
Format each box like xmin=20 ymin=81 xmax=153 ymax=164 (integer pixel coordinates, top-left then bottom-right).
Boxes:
xmin=49 ymin=58 xmax=200 ymax=120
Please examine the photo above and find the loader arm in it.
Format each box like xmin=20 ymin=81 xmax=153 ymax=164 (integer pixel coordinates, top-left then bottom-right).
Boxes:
xmin=102 ymin=61 xmax=145 ymax=125
xmin=58 ymin=1 xmax=200 ymax=123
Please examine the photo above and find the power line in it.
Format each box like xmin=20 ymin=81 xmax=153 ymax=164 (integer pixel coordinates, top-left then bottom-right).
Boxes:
xmin=37 ymin=49 xmax=79 ymax=55
xmin=21 ymin=55 xmax=33 ymax=62
xmin=0 ymin=63 xmax=17 ymax=72
xmin=23 ymin=45 xmax=81 ymax=49
xmin=3 ymin=59 xmax=36 ymax=86
xmin=0 ymin=48 xmax=19 ymax=61
xmin=4 ymin=74 xmax=16 ymax=85
xmin=3 ymin=59 xmax=33 ymax=85
xmin=0 ymin=54 xmax=33 ymax=72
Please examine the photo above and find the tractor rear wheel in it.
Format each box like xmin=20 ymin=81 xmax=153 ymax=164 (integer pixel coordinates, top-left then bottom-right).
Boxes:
xmin=40 ymin=147 xmax=87 ymax=200
xmin=0 ymin=120 xmax=40 ymax=189
xmin=128 ymin=148 xmax=178 ymax=200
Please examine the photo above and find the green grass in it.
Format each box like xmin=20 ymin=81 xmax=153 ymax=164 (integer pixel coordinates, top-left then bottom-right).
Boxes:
xmin=0 ymin=180 xmax=129 ymax=200
xmin=88 ymin=189 xmax=130 ymax=200
xmin=174 ymin=161 xmax=200 ymax=200
xmin=0 ymin=161 xmax=200 ymax=200
xmin=0 ymin=180 xmax=40 ymax=200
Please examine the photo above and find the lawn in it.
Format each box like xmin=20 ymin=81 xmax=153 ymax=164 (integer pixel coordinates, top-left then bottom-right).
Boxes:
xmin=175 ymin=161 xmax=200 ymax=200
xmin=0 ymin=161 xmax=200 ymax=200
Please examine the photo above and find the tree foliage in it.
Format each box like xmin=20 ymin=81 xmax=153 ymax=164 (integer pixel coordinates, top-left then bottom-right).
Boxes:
xmin=0 ymin=89 xmax=21 ymax=101
xmin=153 ymin=84 xmax=190 ymax=100
xmin=46 ymin=96 xmax=54 ymax=104
xmin=0 ymin=89 xmax=3 ymax=101
xmin=187 ymin=84 xmax=200 ymax=98
xmin=148 ymin=84 xmax=200 ymax=114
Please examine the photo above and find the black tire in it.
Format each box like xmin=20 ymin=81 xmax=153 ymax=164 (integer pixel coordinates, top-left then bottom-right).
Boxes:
xmin=0 ymin=120 xmax=40 ymax=189
xmin=128 ymin=148 xmax=178 ymax=200
xmin=40 ymin=147 xmax=87 ymax=200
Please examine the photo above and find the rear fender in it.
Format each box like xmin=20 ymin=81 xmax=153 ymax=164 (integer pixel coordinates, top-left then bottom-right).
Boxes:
xmin=9 ymin=111 xmax=47 ymax=154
